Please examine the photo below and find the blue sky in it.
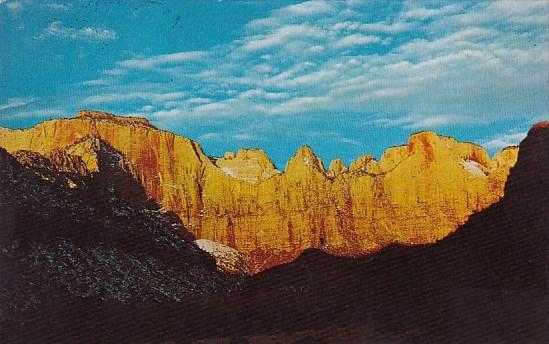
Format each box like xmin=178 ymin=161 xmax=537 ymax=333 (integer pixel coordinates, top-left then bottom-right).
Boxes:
xmin=1 ymin=0 xmax=548 ymax=168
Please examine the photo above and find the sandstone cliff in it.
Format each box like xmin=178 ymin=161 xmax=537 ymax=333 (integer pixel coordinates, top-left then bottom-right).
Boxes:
xmin=212 ymin=148 xmax=280 ymax=184
xmin=0 ymin=110 xmax=518 ymax=272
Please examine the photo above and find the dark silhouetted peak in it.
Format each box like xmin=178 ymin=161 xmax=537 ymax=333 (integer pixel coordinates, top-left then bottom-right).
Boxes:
xmin=502 ymin=120 xmax=549 ymax=200
xmin=532 ymin=120 xmax=549 ymax=129
xmin=0 ymin=147 xmax=21 ymax=176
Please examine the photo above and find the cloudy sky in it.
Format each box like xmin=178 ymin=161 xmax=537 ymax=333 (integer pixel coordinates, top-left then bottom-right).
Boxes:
xmin=1 ymin=0 xmax=548 ymax=168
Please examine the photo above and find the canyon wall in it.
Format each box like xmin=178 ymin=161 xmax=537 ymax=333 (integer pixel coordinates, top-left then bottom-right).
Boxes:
xmin=0 ymin=111 xmax=518 ymax=271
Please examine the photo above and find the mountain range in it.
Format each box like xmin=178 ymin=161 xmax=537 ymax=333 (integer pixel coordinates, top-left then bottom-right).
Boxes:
xmin=0 ymin=110 xmax=518 ymax=272
xmin=0 ymin=114 xmax=546 ymax=343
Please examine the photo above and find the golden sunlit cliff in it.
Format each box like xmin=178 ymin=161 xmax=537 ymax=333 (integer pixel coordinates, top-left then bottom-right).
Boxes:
xmin=0 ymin=110 xmax=518 ymax=272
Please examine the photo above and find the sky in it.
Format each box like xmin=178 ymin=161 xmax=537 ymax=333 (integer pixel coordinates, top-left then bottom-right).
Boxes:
xmin=1 ymin=0 xmax=548 ymax=169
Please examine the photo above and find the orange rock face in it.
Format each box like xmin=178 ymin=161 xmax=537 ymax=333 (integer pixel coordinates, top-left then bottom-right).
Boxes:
xmin=212 ymin=148 xmax=280 ymax=184
xmin=0 ymin=111 xmax=518 ymax=272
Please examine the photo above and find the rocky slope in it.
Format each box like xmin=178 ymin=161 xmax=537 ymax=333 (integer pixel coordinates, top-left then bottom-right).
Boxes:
xmin=0 ymin=136 xmax=233 ymax=336
xmin=195 ymin=239 xmax=251 ymax=275
xmin=0 ymin=110 xmax=518 ymax=271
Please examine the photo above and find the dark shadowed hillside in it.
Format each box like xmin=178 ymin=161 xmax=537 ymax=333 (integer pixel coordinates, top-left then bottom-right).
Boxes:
xmin=0 ymin=123 xmax=547 ymax=343
xmin=0 ymin=137 xmax=234 ymax=343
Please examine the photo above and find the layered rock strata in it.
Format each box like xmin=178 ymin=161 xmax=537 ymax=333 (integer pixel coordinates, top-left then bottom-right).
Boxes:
xmin=0 ymin=110 xmax=518 ymax=272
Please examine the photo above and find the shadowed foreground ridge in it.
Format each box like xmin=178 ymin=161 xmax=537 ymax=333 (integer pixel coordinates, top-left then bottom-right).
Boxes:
xmin=0 ymin=137 xmax=234 ymax=342
xmin=0 ymin=122 xmax=547 ymax=343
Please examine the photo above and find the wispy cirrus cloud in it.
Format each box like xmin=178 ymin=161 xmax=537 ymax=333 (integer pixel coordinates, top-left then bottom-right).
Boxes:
xmin=44 ymin=3 xmax=70 ymax=12
xmin=80 ymin=1 xmax=546 ymax=130
xmin=3 ymin=1 xmax=23 ymax=12
xmin=333 ymin=34 xmax=380 ymax=49
xmin=117 ymin=51 xmax=207 ymax=69
xmin=39 ymin=21 xmax=117 ymax=41
xmin=275 ymin=0 xmax=334 ymax=17
xmin=0 ymin=109 xmax=65 ymax=120
xmin=482 ymin=131 xmax=527 ymax=150
xmin=403 ymin=4 xmax=461 ymax=20
xmin=1 ymin=0 xmax=546 ymax=167
xmin=332 ymin=21 xmax=411 ymax=34
xmin=368 ymin=114 xmax=478 ymax=130
xmin=83 ymin=91 xmax=187 ymax=105
xmin=199 ymin=131 xmax=261 ymax=143
xmin=242 ymin=24 xmax=325 ymax=52
xmin=29 ymin=0 xmax=543 ymax=165
xmin=0 ymin=97 xmax=35 ymax=112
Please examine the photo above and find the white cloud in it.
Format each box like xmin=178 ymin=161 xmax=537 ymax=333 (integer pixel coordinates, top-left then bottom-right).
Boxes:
xmin=485 ymin=1 xmax=549 ymax=25
xmin=332 ymin=21 xmax=411 ymax=34
xmin=247 ymin=17 xmax=281 ymax=30
xmin=281 ymin=68 xmax=338 ymax=88
xmin=5 ymin=1 xmax=23 ymax=12
xmin=238 ymin=89 xmax=289 ymax=100
xmin=185 ymin=97 xmax=212 ymax=104
xmin=78 ymin=27 xmax=116 ymax=40
xmin=397 ymin=27 xmax=497 ymax=57
xmin=198 ymin=132 xmax=220 ymax=141
xmin=404 ymin=115 xmax=476 ymax=129
xmin=339 ymin=137 xmax=361 ymax=146
xmin=0 ymin=109 xmax=65 ymax=120
xmin=365 ymin=114 xmax=477 ymax=130
xmin=483 ymin=132 xmax=527 ymax=150
xmin=118 ymin=51 xmax=207 ymax=69
xmin=83 ymin=92 xmax=186 ymax=105
xmin=45 ymin=3 xmax=69 ymax=11
xmin=40 ymin=21 xmax=117 ymax=41
xmin=0 ymin=97 xmax=35 ymax=112
xmin=334 ymin=34 xmax=380 ymax=49
xmin=81 ymin=79 xmax=113 ymax=86
xmin=199 ymin=131 xmax=261 ymax=143
xmin=403 ymin=4 xmax=461 ymax=20
xmin=360 ymin=22 xmax=411 ymax=33
xmin=275 ymin=0 xmax=333 ymax=16
xmin=104 ymin=68 xmax=127 ymax=76
xmin=269 ymin=96 xmax=332 ymax=115
xmin=141 ymin=105 xmax=155 ymax=113
xmin=77 ymin=0 xmax=548 ymax=132
xmin=232 ymin=133 xmax=259 ymax=141
xmin=435 ymin=1 xmax=549 ymax=28
xmin=243 ymin=24 xmax=325 ymax=51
